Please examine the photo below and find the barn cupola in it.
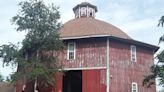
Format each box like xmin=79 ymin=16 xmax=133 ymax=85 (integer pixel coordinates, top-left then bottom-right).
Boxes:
xmin=73 ymin=2 xmax=98 ymax=18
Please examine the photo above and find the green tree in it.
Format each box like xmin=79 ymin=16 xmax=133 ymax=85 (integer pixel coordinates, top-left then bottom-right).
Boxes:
xmin=159 ymin=89 xmax=164 ymax=92
xmin=158 ymin=15 xmax=164 ymax=43
xmin=0 ymin=74 xmax=4 ymax=82
xmin=158 ymin=15 xmax=164 ymax=27
xmin=0 ymin=0 xmax=64 ymax=91
xmin=5 ymin=76 xmax=12 ymax=82
xmin=143 ymin=16 xmax=164 ymax=87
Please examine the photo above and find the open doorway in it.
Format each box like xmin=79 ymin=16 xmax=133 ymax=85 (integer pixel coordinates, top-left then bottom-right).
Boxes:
xmin=62 ymin=70 xmax=82 ymax=92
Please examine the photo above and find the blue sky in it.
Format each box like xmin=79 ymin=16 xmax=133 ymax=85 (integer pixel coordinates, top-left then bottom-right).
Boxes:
xmin=0 ymin=0 xmax=164 ymax=90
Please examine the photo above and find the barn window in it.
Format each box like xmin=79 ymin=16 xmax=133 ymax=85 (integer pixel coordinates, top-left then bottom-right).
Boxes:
xmin=132 ymin=82 xmax=138 ymax=92
xmin=130 ymin=45 xmax=136 ymax=62
xmin=67 ymin=42 xmax=76 ymax=60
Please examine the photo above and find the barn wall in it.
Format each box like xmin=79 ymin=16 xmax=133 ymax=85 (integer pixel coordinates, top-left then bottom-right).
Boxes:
xmin=16 ymin=79 xmax=35 ymax=92
xmin=16 ymin=80 xmax=23 ymax=92
xmin=16 ymin=37 xmax=157 ymax=92
xmin=54 ymin=72 xmax=63 ymax=92
xmin=59 ymin=38 xmax=107 ymax=68
xmin=109 ymin=40 xmax=156 ymax=92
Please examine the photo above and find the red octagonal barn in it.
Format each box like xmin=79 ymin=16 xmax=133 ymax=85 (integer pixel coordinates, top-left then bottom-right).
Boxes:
xmin=16 ymin=2 xmax=159 ymax=92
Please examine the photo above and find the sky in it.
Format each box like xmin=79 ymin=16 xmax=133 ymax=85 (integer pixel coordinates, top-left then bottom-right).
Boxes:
xmin=0 ymin=0 xmax=164 ymax=91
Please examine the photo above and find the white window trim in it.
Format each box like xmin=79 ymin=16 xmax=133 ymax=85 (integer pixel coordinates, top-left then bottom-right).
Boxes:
xmin=67 ymin=42 xmax=76 ymax=60
xmin=130 ymin=45 xmax=136 ymax=62
xmin=132 ymin=82 xmax=138 ymax=92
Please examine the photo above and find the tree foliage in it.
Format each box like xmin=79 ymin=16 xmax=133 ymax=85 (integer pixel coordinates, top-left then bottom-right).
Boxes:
xmin=158 ymin=16 xmax=164 ymax=27
xmin=0 ymin=74 xmax=4 ymax=82
xmin=159 ymin=89 xmax=164 ymax=92
xmin=143 ymin=16 xmax=164 ymax=87
xmin=0 ymin=0 xmax=64 ymax=91
xmin=5 ymin=76 xmax=12 ymax=82
xmin=158 ymin=15 xmax=164 ymax=43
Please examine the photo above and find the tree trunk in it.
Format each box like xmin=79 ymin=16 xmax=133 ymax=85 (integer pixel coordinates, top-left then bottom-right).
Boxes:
xmin=34 ymin=78 xmax=38 ymax=92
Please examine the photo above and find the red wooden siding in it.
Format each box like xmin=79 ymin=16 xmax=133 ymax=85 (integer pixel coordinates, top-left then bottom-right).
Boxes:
xmin=100 ymin=69 xmax=107 ymax=92
xmin=59 ymin=38 xmax=107 ymax=68
xmin=16 ymin=79 xmax=35 ymax=92
xmin=16 ymin=80 xmax=24 ymax=92
xmin=109 ymin=40 xmax=156 ymax=92
xmin=54 ymin=72 xmax=63 ymax=92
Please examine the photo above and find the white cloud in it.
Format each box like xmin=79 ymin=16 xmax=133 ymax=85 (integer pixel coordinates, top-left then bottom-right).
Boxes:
xmin=120 ymin=18 xmax=157 ymax=33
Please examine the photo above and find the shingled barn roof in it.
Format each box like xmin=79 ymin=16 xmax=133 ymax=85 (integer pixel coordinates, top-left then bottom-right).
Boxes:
xmin=59 ymin=17 xmax=131 ymax=39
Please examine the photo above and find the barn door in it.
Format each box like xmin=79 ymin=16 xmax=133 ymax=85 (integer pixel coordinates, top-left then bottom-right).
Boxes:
xmin=82 ymin=70 xmax=100 ymax=92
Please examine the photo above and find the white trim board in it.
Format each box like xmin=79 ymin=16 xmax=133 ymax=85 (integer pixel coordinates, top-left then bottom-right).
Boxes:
xmin=60 ymin=35 xmax=110 ymax=40
xmin=106 ymin=38 xmax=110 ymax=92
xmin=62 ymin=67 xmax=107 ymax=70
